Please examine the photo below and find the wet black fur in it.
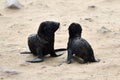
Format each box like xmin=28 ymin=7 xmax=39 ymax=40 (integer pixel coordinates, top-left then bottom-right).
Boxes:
xmin=67 ymin=23 xmax=99 ymax=64
xmin=27 ymin=21 xmax=66 ymax=63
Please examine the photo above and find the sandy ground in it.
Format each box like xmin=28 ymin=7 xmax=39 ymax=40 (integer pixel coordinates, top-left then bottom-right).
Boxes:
xmin=0 ymin=0 xmax=120 ymax=80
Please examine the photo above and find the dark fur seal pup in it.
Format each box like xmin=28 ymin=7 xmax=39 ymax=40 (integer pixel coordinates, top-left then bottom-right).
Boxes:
xmin=24 ymin=21 xmax=66 ymax=63
xmin=67 ymin=23 xmax=99 ymax=64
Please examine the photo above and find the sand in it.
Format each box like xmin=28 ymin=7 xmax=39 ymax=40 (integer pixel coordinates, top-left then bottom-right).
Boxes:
xmin=0 ymin=0 xmax=120 ymax=80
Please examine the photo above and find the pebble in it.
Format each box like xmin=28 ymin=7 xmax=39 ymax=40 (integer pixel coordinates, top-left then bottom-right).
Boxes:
xmin=88 ymin=5 xmax=96 ymax=9
xmin=97 ymin=26 xmax=111 ymax=34
xmin=41 ymin=66 xmax=46 ymax=69
xmin=0 ymin=77 xmax=4 ymax=80
xmin=85 ymin=18 xmax=93 ymax=22
xmin=4 ymin=70 xmax=20 ymax=75
xmin=6 ymin=0 xmax=23 ymax=9
xmin=0 ymin=13 xmax=2 ymax=16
